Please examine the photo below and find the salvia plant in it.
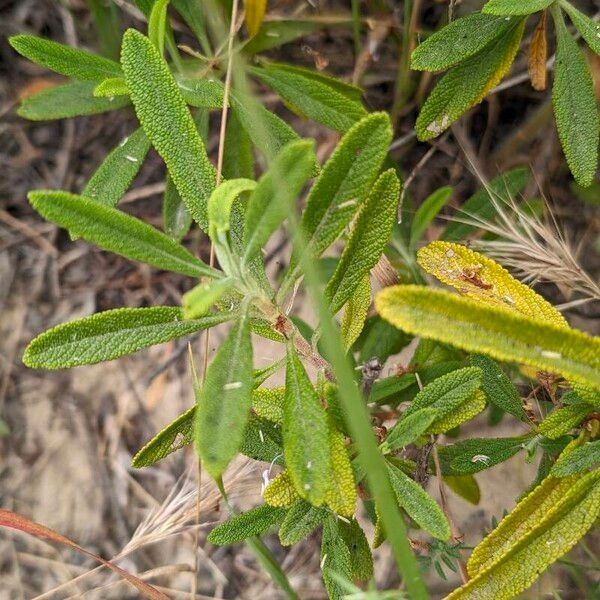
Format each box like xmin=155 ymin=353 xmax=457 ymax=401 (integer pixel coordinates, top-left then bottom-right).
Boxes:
xmin=9 ymin=0 xmax=600 ymax=599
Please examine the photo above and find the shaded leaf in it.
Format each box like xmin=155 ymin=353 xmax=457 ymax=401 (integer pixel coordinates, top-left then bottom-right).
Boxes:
xmin=551 ymin=440 xmax=600 ymax=476
xmin=207 ymin=505 xmax=286 ymax=545
xmin=341 ymin=274 xmax=371 ymax=350
xmin=278 ymin=500 xmax=328 ymax=546
xmin=245 ymin=0 xmax=267 ymax=37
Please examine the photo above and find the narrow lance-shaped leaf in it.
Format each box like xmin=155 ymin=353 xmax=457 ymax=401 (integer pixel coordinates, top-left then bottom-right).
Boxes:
xmin=243 ymin=139 xmax=315 ymax=263
xmin=551 ymin=440 xmax=600 ymax=477
xmin=245 ymin=0 xmax=267 ymax=37
xmin=320 ymin=516 xmax=353 ymax=600
xmin=325 ymin=169 xmax=400 ymax=314
xmin=551 ymin=7 xmax=599 ymax=187
xmin=208 ymin=179 xmax=257 ymax=242
xmin=410 ymin=14 xmax=515 ymax=72
xmin=416 ymin=18 xmax=525 ymax=140
xmin=207 ymin=505 xmax=286 ymax=545
xmin=283 ymin=343 xmax=330 ymax=505
xmin=340 ymin=274 xmax=371 ymax=349
xmin=382 ymin=408 xmax=438 ymax=454
xmin=538 ymin=402 xmax=592 ymax=439
xmin=183 ymin=278 xmax=236 ymax=320
xmin=409 ymin=186 xmax=452 ymax=249
xmin=324 ymin=421 xmax=357 ymax=518
xmin=83 ymin=128 xmax=151 ymax=207
xmin=447 ymin=472 xmax=600 ymax=600
xmin=9 ymin=35 xmax=122 ymax=81
xmin=375 ymin=285 xmax=600 ymax=388
xmin=94 ymin=76 xmax=129 ymax=97
xmin=121 ymin=29 xmax=216 ymax=229
xmin=18 ymin=80 xmax=129 ymax=121
xmin=560 ymin=1 xmax=600 ymax=57
xmin=483 ymin=0 xmax=555 ymax=16
xmin=430 ymin=389 xmax=486 ymax=434
xmin=278 ymin=500 xmax=328 ymax=546
xmin=148 ymin=0 xmax=170 ymax=56
xmin=417 ymin=241 xmax=568 ymax=327
xmin=23 ymin=307 xmax=232 ymax=370
xmin=250 ymin=63 xmax=367 ymax=132
xmin=28 ymin=191 xmax=216 ymax=278
xmin=195 ymin=311 xmax=254 ymax=479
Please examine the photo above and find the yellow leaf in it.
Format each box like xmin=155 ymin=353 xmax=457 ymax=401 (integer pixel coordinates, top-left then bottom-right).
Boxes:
xmin=528 ymin=12 xmax=548 ymax=91
xmin=429 ymin=389 xmax=486 ymax=434
xmin=325 ymin=424 xmax=357 ymax=518
xmin=244 ymin=0 xmax=267 ymax=38
xmin=263 ymin=470 xmax=299 ymax=507
xmin=341 ymin=274 xmax=371 ymax=350
xmin=417 ymin=241 xmax=567 ymax=328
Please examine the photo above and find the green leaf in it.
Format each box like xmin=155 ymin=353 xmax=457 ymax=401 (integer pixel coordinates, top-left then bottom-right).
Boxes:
xmin=83 ymin=128 xmax=151 ymax=206
xmin=176 ymin=76 xmax=225 ymax=108
xmin=208 ymin=179 xmax=257 ymax=241
xmin=263 ymin=470 xmax=299 ymax=507
xmin=325 ymin=169 xmax=400 ymax=314
xmin=207 ymin=505 xmax=286 ymax=545
xmin=442 ymin=167 xmax=529 ymax=241
xmin=283 ymin=344 xmax=330 ymax=505
xmin=250 ymin=63 xmax=366 ymax=132
xmin=28 ymin=191 xmax=215 ymax=278
xmin=338 ymin=519 xmax=374 ymax=581
xmin=9 ymin=34 xmax=122 ymax=81
xmin=387 ymin=462 xmax=451 ymax=540
xmin=436 ymin=436 xmax=526 ymax=475
xmin=405 ymin=367 xmax=483 ymax=421
xmin=121 ymin=29 xmax=216 ymax=229
xmin=382 ymin=408 xmax=438 ymax=454
xmin=182 ymin=278 xmax=236 ymax=320
xmin=449 ymin=472 xmax=600 ymax=600
xmin=416 ymin=19 xmax=525 ymax=140
xmin=252 ymin=387 xmax=285 ymax=424
xmin=223 ymin=109 xmax=255 ymax=180
xmin=171 ymin=0 xmax=210 ymax=53
xmin=444 ymin=474 xmax=481 ymax=505
xmin=294 ymin=112 xmax=392 ymax=268
xmin=324 ymin=421 xmax=357 ymax=518
xmin=356 ymin=316 xmax=411 ymax=364
xmin=243 ymin=140 xmax=315 ymax=263
xmin=230 ymin=89 xmax=299 ymax=164
xmin=430 ymin=389 xmax=486 ymax=433
xmin=93 ymin=77 xmax=129 ymax=97
xmin=410 ymin=14 xmax=515 ymax=72
xmin=163 ymin=177 xmax=192 ymax=241
xmin=551 ymin=440 xmax=600 ymax=476
xmin=538 ymin=403 xmax=592 ymax=439
xmin=341 ymin=274 xmax=371 ymax=350
xmin=278 ymin=500 xmax=328 ymax=546
xmin=24 ymin=308 xmax=230 ymax=369
xmin=375 ymin=285 xmax=600 ymax=389
xmin=320 ymin=517 xmax=353 ymax=600
xmin=240 ymin=415 xmax=284 ymax=464
xmin=195 ymin=312 xmax=254 ymax=479
xmin=409 ymin=186 xmax=452 ymax=248
xmin=483 ymin=0 xmax=555 ymax=15
xmin=560 ymin=1 xmax=600 ymax=56
xmin=551 ymin=7 xmax=599 ymax=187
xmin=18 ymin=80 xmax=129 ymax=120
xmin=148 ymin=0 xmax=170 ymax=56
xmin=132 ymin=406 xmax=195 ymax=467
xmin=469 ymin=355 xmax=528 ymax=421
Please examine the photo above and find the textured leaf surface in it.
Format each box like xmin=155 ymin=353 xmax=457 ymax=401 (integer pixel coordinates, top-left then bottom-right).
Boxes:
xmin=93 ymin=77 xmax=129 ymax=97
xmin=320 ymin=517 xmax=353 ymax=600
xmin=195 ymin=313 xmax=254 ymax=478
xmin=176 ymin=77 xmax=224 ymax=108
xmin=183 ymin=278 xmax=235 ymax=319
xmin=283 ymin=345 xmax=330 ymax=505
xmin=278 ymin=500 xmax=328 ymax=546
xmin=375 ymin=285 xmax=600 ymax=388
xmin=339 ymin=519 xmax=374 ymax=581
xmin=264 ymin=471 xmax=299 ymax=507
xmin=208 ymin=179 xmax=257 ymax=240
xmin=469 ymin=355 xmax=527 ymax=420
xmin=561 ymin=2 xmax=600 ymax=56
xmin=483 ymin=0 xmax=554 ymax=15
xmin=121 ymin=29 xmax=216 ymax=228
xmin=442 ymin=168 xmax=529 ymax=241
xmin=297 ymin=112 xmax=392 ymax=264
xmin=83 ymin=128 xmax=151 ymax=206
xmin=418 ymin=241 xmax=567 ymax=327
xmin=252 ymin=387 xmax=285 ymax=424
xmin=239 ymin=415 xmax=284 ymax=464
xmin=552 ymin=8 xmax=599 ymax=187
xmin=244 ymin=140 xmax=315 ymax=262
xmin=538 ymin=403 xmax=592 ymax=439
xmin=163 ymin=177 xmax=192 ymax=241
xmin=410 ymin=14 xmax=514 ymax=71
xmin=383 ymin=408 xmax=437 ymax=453
xmin=18 ymin=80 xmax=129 ymax=120
xmin=324 ymin=422 xmax=356 ymax=517
xmin=9 ymin=35 xmax=122 ymax=80
xmin=24 ymin=307 xmax=230 ymax=370
xmin=251 ymin=63 xmax=366 ymax=132
xmin=388 ymin=463 xmax=451 ymax=540
xmin=551 ymin=440 xmax=600 ymax=476
xmin=430 ymin=389 xmax=486 ymax=434
xmin=132 ymin=406 xmax=195 ymax=467
xmin=448 ymin=472 xmax=600 ymax=599
xmin=416 ymin=19 xmax=524 ymax=140
xmin=207 ymin=505 xmax=285 ymax=545
xmin=245 ymin=0 xmax=267 ymax=36
xmin=437 ymin=436 xmax=526 ymax=476
xmin=28 ymin=191 xmax=214 ymax=278
xmin=341 ymin=274 xmax=371 ymax=349
xmin=326 ymin=169 xmax=400 ymax=314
